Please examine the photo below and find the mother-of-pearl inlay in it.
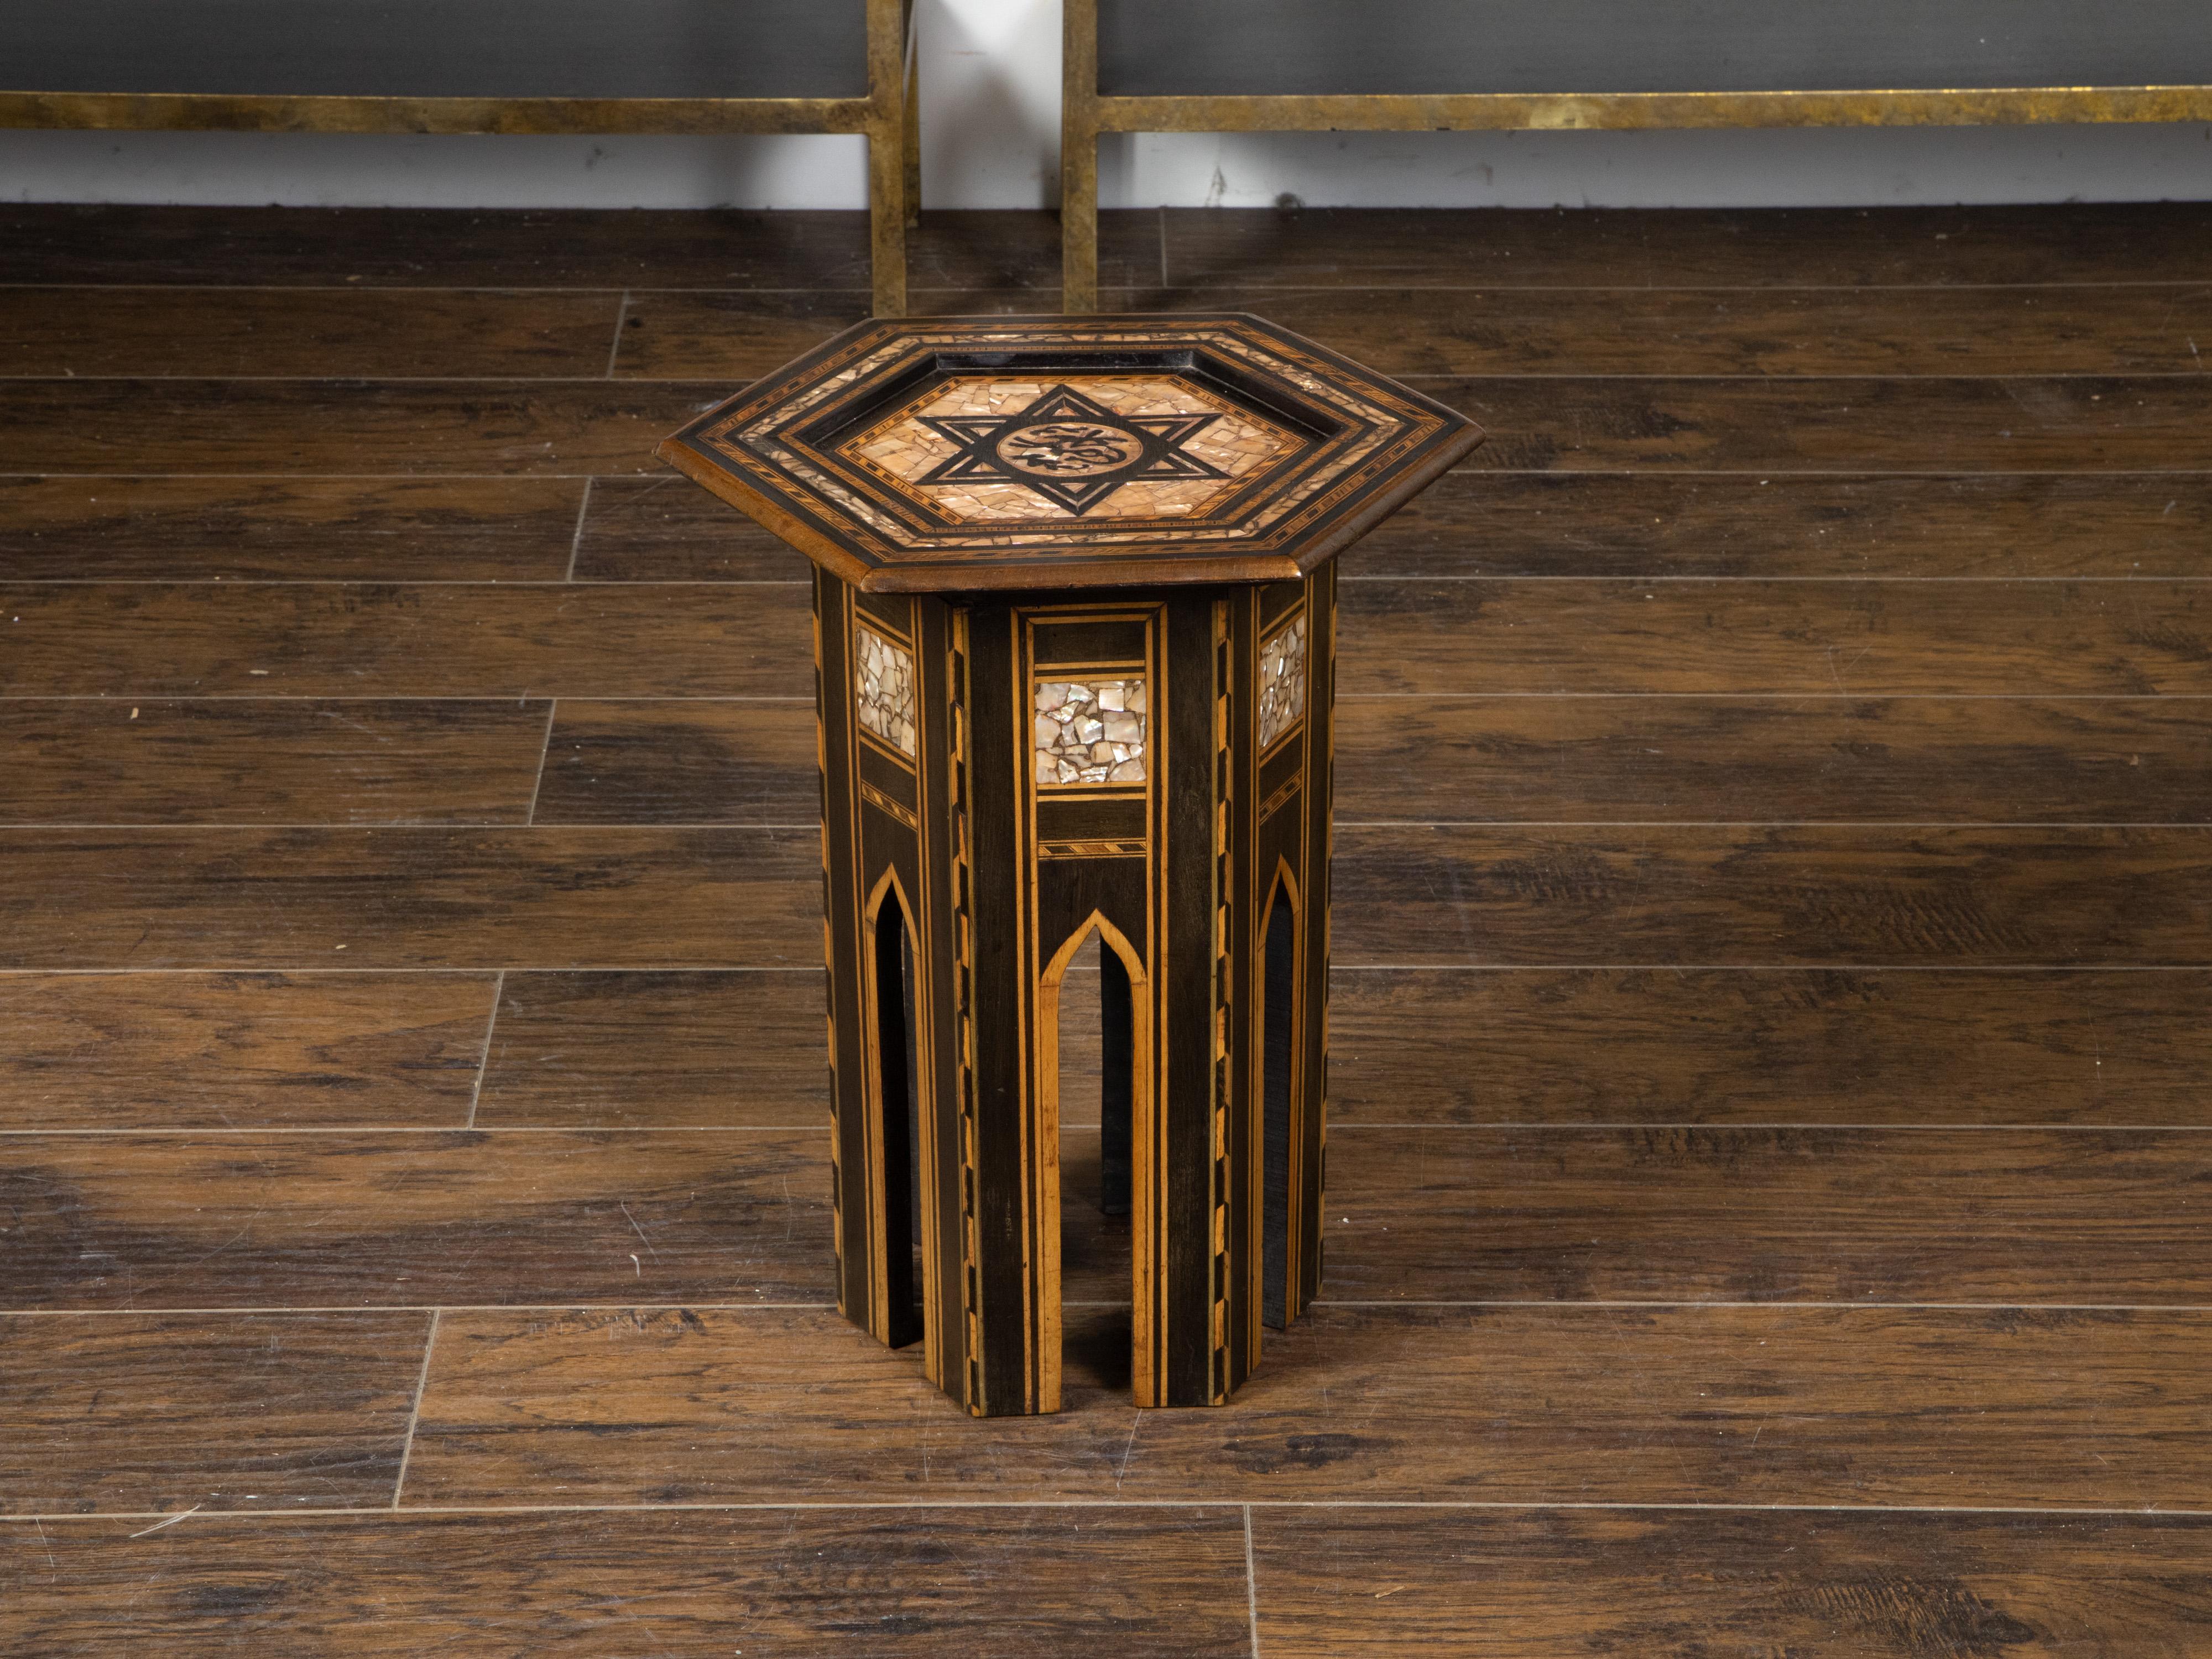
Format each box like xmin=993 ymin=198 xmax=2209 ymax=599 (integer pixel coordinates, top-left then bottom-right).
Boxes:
xmin=847 ymin=374 xmax=1302 ymax=525
xmin=853 ymin=623 xmax=917 ymax=756
xmin=1033 ymin=678 xmax=1147 ymax=784
xmin=1258 ymin=613 xmax=1308 ymax=749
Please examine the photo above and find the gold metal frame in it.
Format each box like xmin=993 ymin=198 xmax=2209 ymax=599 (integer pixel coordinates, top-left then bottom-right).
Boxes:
xmin=1058 ymin=0 xmax=2212 ymax=309
xmin=1 ymin=0 xmax=922 ymax=316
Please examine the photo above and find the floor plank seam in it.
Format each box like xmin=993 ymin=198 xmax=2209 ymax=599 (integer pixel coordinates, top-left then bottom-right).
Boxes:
xmin=604 ymin=292 xmax=629 ymax=380
xmin=1334 ymin=575 xmax=2212 ymax=584
xmin=0 ymin=822 xmax=834 ymax=832
xmin=1338 ymin=693 xmax=2212 ymax=701
xmin=562 ymin=476 xmax=593 ymax=581
xmin=0 ymin=964 xmax=831 ymax=974
xmin=0 ymin=696 xmax=818 ymax=704
xmin=0 ymin=471 xmax=638 ymax=481
xmin=463 ymin=968 xmax=504 ymax=1130
xmin=7 ymin=1499 xmax=2208 ymax=1520
xmin=0 ymin=822 xmax=827 ymax=832
xmin=0 ymin=1305 xmax=849 ymax=1317
xmin=0 ymin=1126 xmax=850 ymax=1137
xmin=0 ymin=578 xmax=808 ymax=588
xmin=1462 ymin=467 xmax=2212 ymax=478
xmin=0 ymin=1125 xmax=825 ymax=1137
xmin=522 ymin=703 xmax=559 ymax=827
xmin=1397 ymin=371 xmax=2212 ymax=382
xmin=6 ymin=278 xmax=2210 ymax=295
xmin=1243 ymin=1505 xmax=1262 ymax=1658
xmin=1324 ymin=962 xmax=2212 ymax=972
xmin=1312 ymin=1298 xmax=2212 ymax=1310
xmin=1329 ymin=822 xmax=2212 ymax=831
xmin=1317 ymin=1123 xmax=2212 ymax=1133
xmin=387 ymin=1308 xmax=440 ymax=1511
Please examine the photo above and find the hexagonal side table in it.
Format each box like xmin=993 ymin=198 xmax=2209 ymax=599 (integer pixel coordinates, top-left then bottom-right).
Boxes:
xmin=659 ymin=315 xmax=1480 ymax=1416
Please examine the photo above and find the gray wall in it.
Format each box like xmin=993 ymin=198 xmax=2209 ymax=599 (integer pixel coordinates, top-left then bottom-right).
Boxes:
xmin=3 ymin=0 xmax=2208 ymax=210
xmin=1097 ymin=0 xmax=2212 ymax=96
xmin=6 ymin=1 xmax=868 ymax=98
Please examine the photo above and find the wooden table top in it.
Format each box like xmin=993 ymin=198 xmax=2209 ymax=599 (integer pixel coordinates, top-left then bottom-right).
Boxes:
xmin=657 ymin=313 xmax=1483 ymax=592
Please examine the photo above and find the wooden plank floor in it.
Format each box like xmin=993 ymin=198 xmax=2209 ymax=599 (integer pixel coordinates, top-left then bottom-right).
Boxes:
xmin=4 ymin=202 xmax=2211 ymax=1656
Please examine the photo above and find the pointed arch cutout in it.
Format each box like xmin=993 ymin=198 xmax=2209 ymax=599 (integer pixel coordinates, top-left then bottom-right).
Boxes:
xmin=860 ymin=864 xmax=924 ymax=1350
xmin=863 ymin=862 xmax=918 ymax=939
xmin=1259 ymin=854 xmax=1303 ymax=932
xmin=1035 ymin=909 xmax=1154 ymax=1412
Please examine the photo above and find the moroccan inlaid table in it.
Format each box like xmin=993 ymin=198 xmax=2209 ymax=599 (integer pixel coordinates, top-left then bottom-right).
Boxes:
xmin=658 ymin=316 xmax=1480 ymax=1417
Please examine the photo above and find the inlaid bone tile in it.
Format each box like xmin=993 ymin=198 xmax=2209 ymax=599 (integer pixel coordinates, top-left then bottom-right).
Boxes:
xmin=1033 ymin=678 xmax=1148 ymax=785
xmin=1258 ymin=613 xmax=1308 ymax=749
xmin=854 ymin=624 xmax=917 ymax=756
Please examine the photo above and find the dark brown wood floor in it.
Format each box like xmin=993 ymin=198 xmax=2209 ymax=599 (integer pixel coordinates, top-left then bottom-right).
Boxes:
xmin=4 ymin=202 xmax=2212 ymax=1656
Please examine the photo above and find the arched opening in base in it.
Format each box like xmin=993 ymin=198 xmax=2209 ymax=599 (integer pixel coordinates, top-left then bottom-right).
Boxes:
xmin=1042 ymin=915 xmax=1148 ymax=1404
xmin=868 ymin=888 xmax=924 ymax=1349
xmin=1261 ymin=874 xmax=1299 ymax=1330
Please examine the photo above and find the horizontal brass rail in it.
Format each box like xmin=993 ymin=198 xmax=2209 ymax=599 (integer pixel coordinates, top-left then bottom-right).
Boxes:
xmin=0 ymin=89 xmax=883 ymax=137
xmin=1090 ymin=84 xmax=2212 ymax=134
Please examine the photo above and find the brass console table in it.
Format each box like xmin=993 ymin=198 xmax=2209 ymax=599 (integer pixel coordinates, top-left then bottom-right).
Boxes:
xmin=660 ymin=315 xmax=1479 ymax=1415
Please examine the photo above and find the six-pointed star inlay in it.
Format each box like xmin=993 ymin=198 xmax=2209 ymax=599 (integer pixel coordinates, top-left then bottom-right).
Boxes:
xmin=659 ymin=314 xmax=1485 ymax=589
xmin=914 ymin=383 xmax=1228 ymax=515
